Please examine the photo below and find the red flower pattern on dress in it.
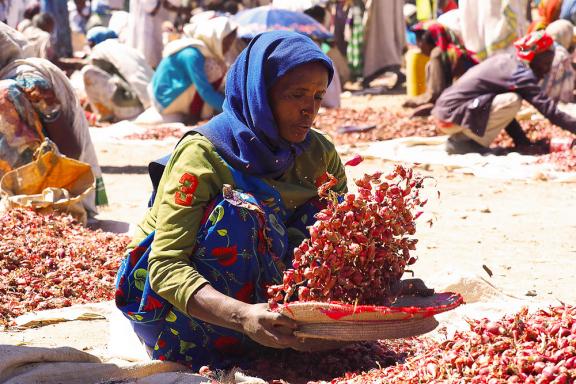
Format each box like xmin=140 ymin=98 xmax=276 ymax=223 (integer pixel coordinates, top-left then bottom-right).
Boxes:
xmin=129 ymin=246 xmax=147 ymax=267
xmin=235 ymin=282 xmax=254 ymax=303
xmin=211 ymin=245 xmax=238 ymax=266
xmin=143 ymin=295 xmax=163 ymax=311
xmin=213 ymin=336 xmax=241 ymax=354
xmin=200 ymin=199 xmax=218 ymax=225
xmin=114 ymin=288 xmax=126 ymax=307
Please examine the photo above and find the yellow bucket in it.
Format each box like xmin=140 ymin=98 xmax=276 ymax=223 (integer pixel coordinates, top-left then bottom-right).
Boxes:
xmin=406 ymin=49 xmax=429 ymax=97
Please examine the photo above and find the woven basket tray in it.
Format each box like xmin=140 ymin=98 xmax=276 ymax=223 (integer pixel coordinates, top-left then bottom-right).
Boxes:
xmin=276 ymin=292 xmax=463 ymax=341
xmin=294 ymin=316 xmax=440 ymax=341
xmin=278 ymin=292 xmax=463 ymax=323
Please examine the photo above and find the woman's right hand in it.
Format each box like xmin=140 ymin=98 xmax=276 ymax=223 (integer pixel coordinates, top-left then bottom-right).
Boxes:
xmin=240 ymin=303 xmax=300 ymax=349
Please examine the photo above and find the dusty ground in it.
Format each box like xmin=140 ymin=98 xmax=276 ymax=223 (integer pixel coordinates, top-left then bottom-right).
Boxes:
xmin=1 ymin=94 xmax=575 ymax=362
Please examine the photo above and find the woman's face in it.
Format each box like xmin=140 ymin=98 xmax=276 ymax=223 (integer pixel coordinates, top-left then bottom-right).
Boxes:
xmin=530 ymin=49 xmax=555 ymax=79
xmin=268 ymin=62 xmax=329 ymax=144
xmin=416 ymin=32 xmax=435 ymax=57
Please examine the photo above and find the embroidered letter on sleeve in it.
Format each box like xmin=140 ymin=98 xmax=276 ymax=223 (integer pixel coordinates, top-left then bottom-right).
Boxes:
xmin=175 ymin=173 xmax=198 ymax=206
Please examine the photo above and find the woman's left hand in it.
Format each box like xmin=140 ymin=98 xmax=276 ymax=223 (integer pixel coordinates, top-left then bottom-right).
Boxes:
xmin=241 ymin=303 xmax=300 ymax=349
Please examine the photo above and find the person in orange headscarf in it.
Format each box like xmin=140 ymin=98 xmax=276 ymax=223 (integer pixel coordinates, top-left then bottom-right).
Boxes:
xmin=529 ymin=0 xmax=564 ymax=32
xmin=432 ymin=31 xmax=576 ymax=154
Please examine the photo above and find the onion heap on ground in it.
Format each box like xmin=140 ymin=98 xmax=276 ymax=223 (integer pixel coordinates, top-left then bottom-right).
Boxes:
xmin=537 ymin=148 xmax=576 ymax=173
xmin=217 ymin=306 xmax=576 ymax=383
xmin=267 ymin=165 xmax=429 ymax=307
xmin=316 ymin=305 xmax=576 ymax=384
xmin=124 ymin=126 xmax=185 ymax=140
xmin=314 ymin=107 xmax=438 ymax=146
xmin=0 ymin=208 xmax=129 ymax=326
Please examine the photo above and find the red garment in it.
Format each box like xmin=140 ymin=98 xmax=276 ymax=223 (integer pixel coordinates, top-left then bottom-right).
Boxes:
xmin=188 ymin=77 xmax=224 ymax=119
xmin=442 ymin=0 xmax=458 ymax=13
xmin=412 ymin=21 xmax=478 ymax=76
xmin=514 ymin=31 xmax=554 ymax=62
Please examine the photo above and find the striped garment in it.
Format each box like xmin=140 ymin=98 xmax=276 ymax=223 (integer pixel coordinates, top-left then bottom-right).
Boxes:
xmin=347 ymin=5 xmax=363 ymax=79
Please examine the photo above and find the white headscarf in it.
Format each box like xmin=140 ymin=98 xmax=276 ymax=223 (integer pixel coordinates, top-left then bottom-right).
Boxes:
xmin=546 ymin=19 xmax=574 ymax=50
xmin=0 ymin=22 xmax=28 ymax=68
xmin=163 ymin=16 xmax=236 ymax=60
xmin=91 ymin=38 xmax=155 ymax=108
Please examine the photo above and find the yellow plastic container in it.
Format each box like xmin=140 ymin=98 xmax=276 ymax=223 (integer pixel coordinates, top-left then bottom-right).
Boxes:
xmin=406 ymin=49 xmax=430 ymax=97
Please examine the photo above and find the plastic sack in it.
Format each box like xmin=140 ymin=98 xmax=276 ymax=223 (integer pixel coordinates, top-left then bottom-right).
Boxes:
xmin=0 ymin=139 xmax=95 ymax=224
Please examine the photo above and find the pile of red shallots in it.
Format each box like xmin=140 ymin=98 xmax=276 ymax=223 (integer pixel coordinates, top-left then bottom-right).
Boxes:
xmin=315 ymin=108 xmax=576 ymax=171
xmin=267 ymin=165 xmax=428 ymax=307
xmin=493 ymin=120 xmax=576 ymax=151
xmin=243 ymin=339 xmax=421 ymax=384
xmin=316 ymin=305 xmax=576 ymax=384
xmin=0 ymin=209 xmax=129 ymax=326
xmin=124 ymin=126 xmax=185 ymax=140
xmin=199 ymin=306 xmax=576 ymax=383
xmin=314 ymin=107 xmax=438 ymax=146
xmin=124 ymin=121 xmax=210 ymax=141
xmin=537 ymin=148 xmax=576 ymax=172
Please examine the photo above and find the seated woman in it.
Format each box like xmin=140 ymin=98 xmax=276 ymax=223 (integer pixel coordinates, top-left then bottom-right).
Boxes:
xmin=149 ymin=16 xmax=237 ymax=124
xmin=82 ymin=27 xmax=155 ymax=122
xmin=16 ymin=2 xmax=41 ymax=32
xmin=432 ymin=31 xmax=576 ymax=155
xmin=20 ymin=12 xmax=56 ymax=61
xmin=403 ymin=21 xmax=477 ymax=118
xmin=115 ymin=31 xmax=349 ymax=369
xmin=542 ymin=19 xmax=575 ymax=103
xmin=0 ymin=23 xmax=108 ymax=217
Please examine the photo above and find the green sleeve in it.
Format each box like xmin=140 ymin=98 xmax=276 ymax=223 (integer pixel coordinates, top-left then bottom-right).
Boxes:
xmin=148 ymin=137 xmax=227 ymax=315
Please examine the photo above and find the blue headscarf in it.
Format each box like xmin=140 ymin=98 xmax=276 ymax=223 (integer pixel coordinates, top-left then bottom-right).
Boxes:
xmin=195 ymin=31 xmax=334 ymax=179
xmin=86 ymin=26 xmax=117 ymax=46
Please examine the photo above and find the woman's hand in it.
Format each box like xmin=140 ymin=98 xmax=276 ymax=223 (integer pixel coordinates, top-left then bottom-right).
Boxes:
xmin=241 ymin=303 xmax=300 ymax=349
xmin=410 ymin=103 xmax=434 ymax=118
xmin=185 ymin=285 xmax=344 ymax=350
xmin=186 ymin=285 xmax=297 ymax=350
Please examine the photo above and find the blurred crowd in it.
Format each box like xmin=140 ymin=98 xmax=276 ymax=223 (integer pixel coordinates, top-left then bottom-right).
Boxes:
xmin=0 ymin=0 xmax=575 ymax=215
xmin=0 ymin=1 xmax=574 ymax=123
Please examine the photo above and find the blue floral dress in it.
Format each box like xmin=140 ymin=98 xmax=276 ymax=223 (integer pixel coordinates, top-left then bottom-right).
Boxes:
xmin=115 ymin=163 xmax=322 ymax=369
